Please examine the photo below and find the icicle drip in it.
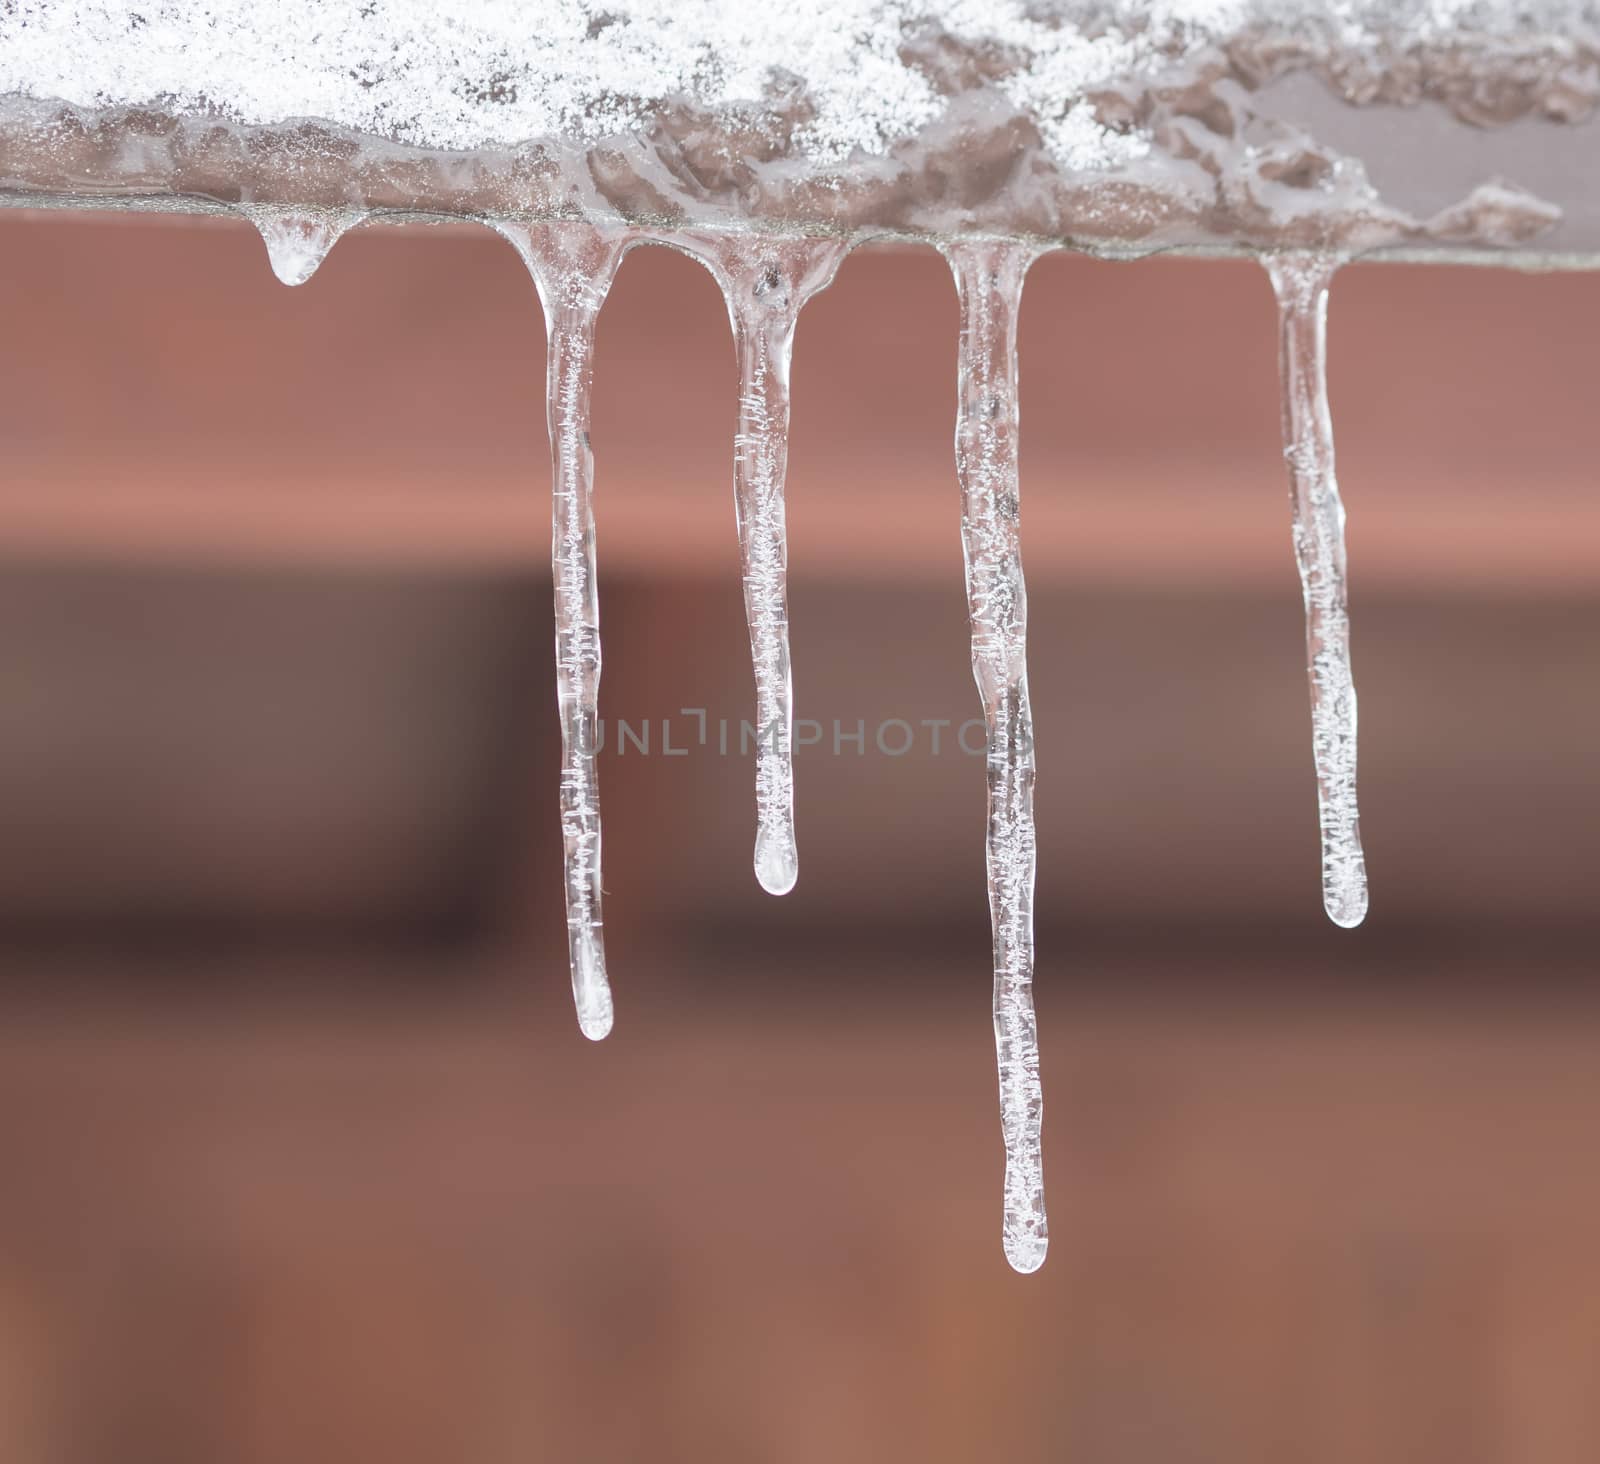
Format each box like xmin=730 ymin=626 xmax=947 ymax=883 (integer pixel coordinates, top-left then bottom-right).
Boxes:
xmin=244 ymin=205 xmax=364 ymax=287
xmin=947 ymin=240 xmax=1046 ymax=1274
xmin=1266 ymin=252 xmax=1369 ymax=929
xmin=498 ymin=220 xmax=632 ymax=1040
xmin=682 ymin=232 xmax=850 ymax=896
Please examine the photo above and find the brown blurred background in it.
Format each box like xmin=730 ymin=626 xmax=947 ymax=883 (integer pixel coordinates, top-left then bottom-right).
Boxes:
xmin=0 ymin=210 xmax=1597 ymax=1463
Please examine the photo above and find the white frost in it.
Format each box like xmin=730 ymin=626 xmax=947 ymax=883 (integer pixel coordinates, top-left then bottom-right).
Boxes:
xmin=6 ymin=1 xmax=1587 ymax=175
xmin=0 ymin=1 xmax=945 ymax=163
xmin=11 ymin=0 xmax=1556 ymax=174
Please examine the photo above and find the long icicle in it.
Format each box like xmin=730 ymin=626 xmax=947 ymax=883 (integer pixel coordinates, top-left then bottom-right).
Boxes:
xmin=1265 ymin=252 xmax=1369 ymax=929
xmin=499 ymin=220 xmax=631 ymax=1039
xmin=947 ymin=240 xmax=1047 ymax=1274
xmin=682 ymin=232 xmax=850 ymax=895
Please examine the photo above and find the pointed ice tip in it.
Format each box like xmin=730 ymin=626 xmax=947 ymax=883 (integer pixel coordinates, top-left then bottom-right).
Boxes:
xmin=1004 ymin=1232 xmax=1048 ymax=1275
xmin=753 ymin=825 xmax=798 ymax=896
xmin=246 ymin=208 xmax=351 ymax=287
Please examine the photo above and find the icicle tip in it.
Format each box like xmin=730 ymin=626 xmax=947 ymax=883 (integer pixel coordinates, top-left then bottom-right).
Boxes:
xmin=571 ymin=927 xmax=614 ymax=1040
xmin=245 ymin=207 xmax=354 ymax=288
xmin=1004 ymin=1230 xmax=1048 ymax=1275
xmin=754 ymin=823 xmax=798 ymax=897
xmin=576 ymin=990 xmax=614 ymax=1043
xmin=1325 ymin=881 xmax=1369 ymax=929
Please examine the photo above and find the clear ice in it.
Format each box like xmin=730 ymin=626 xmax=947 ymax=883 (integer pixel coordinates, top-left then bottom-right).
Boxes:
xmin=1266 ymin=252 xmax=1369 ymax=929
xmin=497 ymin=220 xmax=632 ymax=1040
xmin=682 ymin=232 xmax=850 ymax=896
xmin=236 ymin=201 xmax=1379 ymax=1262
xmin=947 ymin=240 xmax=1047 ymax=1274
xmin=244 ymin=206 xmax=363 ymax=287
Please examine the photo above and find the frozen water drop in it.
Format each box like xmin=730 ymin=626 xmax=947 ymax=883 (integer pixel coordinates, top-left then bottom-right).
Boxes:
xmin=1265 ymin=251 xmax=1369 ymax=930
xmin=573 ymin=930 xmax=615 ymax=1041
xmin=496 ymin=219 xmax=634 ymax=1037
xmin=680 ymin=231 xmax=850 ymax=896
xmin=244 ymin=206 xmax=361 ymax=286
xmin=753 ymin=823 xmax=798 ymax=896
xmin=947 ymin=240 xmax=1047 ymax=1275
xmin=1005 ymin=1228 xmax=1049 ymax=1276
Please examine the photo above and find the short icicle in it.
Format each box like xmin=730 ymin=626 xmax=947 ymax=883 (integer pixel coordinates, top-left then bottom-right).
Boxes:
xmin=680 ymin=232 xmax=851 ymax=896
xmin=946 ymin=240 xmax=1047 ymax=1274
xmin=498 ymin=220 xmax=632 ymax=1040
xmin=1265 ymin=252 xmax=1369 ymax=929
xmin=244 ymin=205 xmax=364 ymax=287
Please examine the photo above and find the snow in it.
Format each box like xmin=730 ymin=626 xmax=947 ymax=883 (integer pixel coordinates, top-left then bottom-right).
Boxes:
xmin=5 ymin=2 xmax=1584 ymax=175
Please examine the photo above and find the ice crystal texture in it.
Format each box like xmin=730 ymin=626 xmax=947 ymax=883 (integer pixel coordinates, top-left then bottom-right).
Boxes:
xmin=947 ymin=239 xmax=1047 ymax=1272
xmin=682 ymin=232 xmax=849 ymax=895
xmin=7 ymin=0 xmax=1582 ymax=1269
xmin=498 ymin=219 xmax=631 ymax=1039
xmin=3 ymin=2 xmax=1594 ymax=257
xmin=244 ymin=206 xmax=364 ymax=287
xmin=1267 ymin=251 xmax=1369 ymax=929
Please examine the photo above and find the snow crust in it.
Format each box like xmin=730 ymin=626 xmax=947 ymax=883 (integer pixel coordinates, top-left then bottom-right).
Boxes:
xmin=2 ymin=2 xmax=1589 ymax=173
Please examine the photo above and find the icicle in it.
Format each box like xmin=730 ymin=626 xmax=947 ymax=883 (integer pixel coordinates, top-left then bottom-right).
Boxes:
xmin=1265 ymin=252 xmax=1369 ymax=929
xmin=244 ymin=206 xmax=363 ymax=287
xmin=680 ymin=232 xmax=851 ymax=895
xmin=946 ymin=240 xmax=1047 ymax=1274
xmin=497 ymin=220 xmax=633 ymax=1040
